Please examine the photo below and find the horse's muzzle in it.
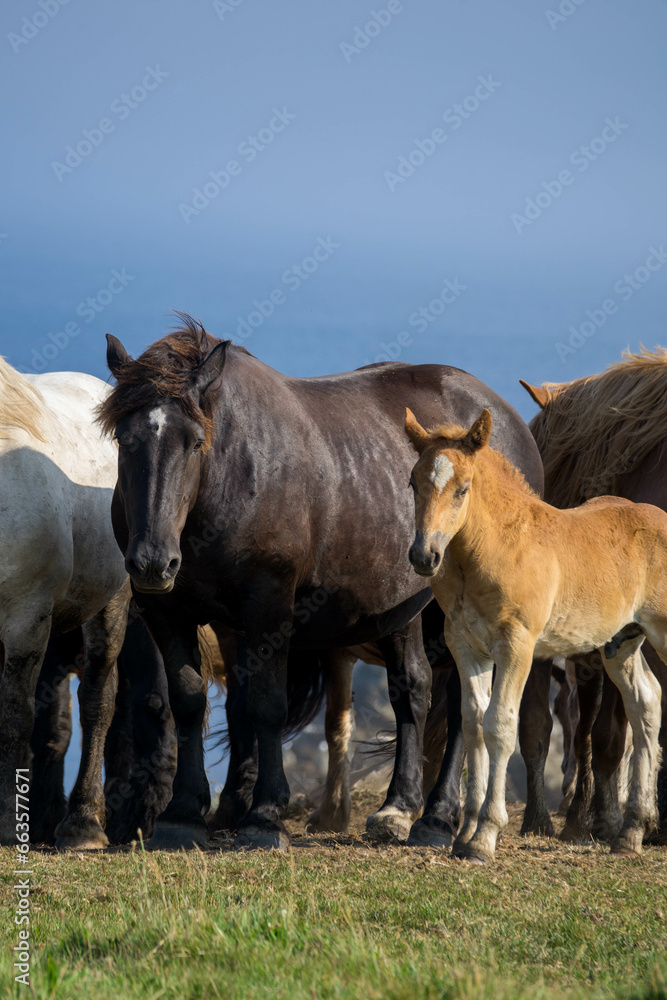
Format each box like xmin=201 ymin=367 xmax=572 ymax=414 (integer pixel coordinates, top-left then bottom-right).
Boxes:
xmin=125 ymin=544 xmax=181 ymax=593
xmin=409 ymin=531 xmax=445 ymax=577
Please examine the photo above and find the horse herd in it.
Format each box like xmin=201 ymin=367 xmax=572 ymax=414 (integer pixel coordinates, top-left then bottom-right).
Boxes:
xmin=1 ymin=316 xmax=666 ymax=865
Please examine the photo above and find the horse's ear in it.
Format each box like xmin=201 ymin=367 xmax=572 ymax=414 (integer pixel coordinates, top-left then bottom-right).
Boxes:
xmin=405 ymin=408 xmax=429 ymax=452
xmin=106 ymin=334 xmax=132 ymax=379
xmin=192 ymin=341 xmax=229 ymax=397
xmin=465 ymin=409 xmax=492 ymax=452
xmin=519 ymin=379 xmax=550 ymax=409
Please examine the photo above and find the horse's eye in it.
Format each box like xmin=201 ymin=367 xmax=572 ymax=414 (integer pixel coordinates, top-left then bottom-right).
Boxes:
xmin=193 ymin=440 xmax=204 ymax=452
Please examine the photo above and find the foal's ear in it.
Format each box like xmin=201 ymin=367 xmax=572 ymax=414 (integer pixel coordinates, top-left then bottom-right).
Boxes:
xmin=519 ymin=379 xmax=550 ymax=410
xmin=405 ymin=408 xmax=430 ymax=452
xmin=106 ymin=334 xmax=132 ymax=379
xmin=192 ymin=341 xmax=229 ymax=397
xmin=465 ymin=409 xmax=492 ymax=452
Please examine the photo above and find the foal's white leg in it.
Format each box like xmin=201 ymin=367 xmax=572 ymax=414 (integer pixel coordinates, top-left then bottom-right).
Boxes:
xmin=602 ymin=638 xmax=661 ymax=856
xmin=445 ymin=628 xmax=493 ymax=851
xmin=457 ymin=637 xmax=535 ymax=864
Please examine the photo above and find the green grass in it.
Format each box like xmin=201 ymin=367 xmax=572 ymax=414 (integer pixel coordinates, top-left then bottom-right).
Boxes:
xmin=2 ymin=830 xmax=667 ymax=1000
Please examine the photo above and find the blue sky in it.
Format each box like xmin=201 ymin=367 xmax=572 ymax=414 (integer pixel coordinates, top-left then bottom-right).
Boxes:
xmin=3 ymin=0 xmax=666 ymax=792
xmin=2 ymin=0 xmax=667 ymax=424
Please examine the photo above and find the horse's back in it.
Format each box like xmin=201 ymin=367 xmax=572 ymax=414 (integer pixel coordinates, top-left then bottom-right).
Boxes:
xmin=286 ymin=361 xmax=543 ymax=494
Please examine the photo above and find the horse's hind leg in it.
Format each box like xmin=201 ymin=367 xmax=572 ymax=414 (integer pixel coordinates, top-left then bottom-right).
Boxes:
xmin=602 ymin=636 xmax=661 ymax=856
xmin=560 ymin=654 xmax=603 ymax=842
xmin=29 ymin=631 xmax=82 ymax=844
xmin=55 ymin=583 xmax=131 ymax=849
xmin=0 ymin=608 xmax=53 ymax=844
xmin=590 ymin=670 xmax=628 ymax=842
xmin=519 ymin=658 xmax=555 ymax=837
xmin=307 ymin=650 xmax=356 ymax=833
xmin=366 ymin=616 xmax=431 ymax=842
xmin=641 ymin=644 xmax=667 ymax=844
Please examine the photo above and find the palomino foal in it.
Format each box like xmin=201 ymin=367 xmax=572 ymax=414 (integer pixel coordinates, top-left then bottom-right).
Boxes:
xmin=405 ymin=407 xmax=665 ymax=863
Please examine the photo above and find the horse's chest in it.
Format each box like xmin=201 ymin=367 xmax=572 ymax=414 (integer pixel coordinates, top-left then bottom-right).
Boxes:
xmin=433 ymin=561 xmax=498 ymax=655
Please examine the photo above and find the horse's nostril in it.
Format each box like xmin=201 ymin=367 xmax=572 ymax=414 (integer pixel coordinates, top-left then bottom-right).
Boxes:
xmin=168 ymin=558 xmax=180 ymax=574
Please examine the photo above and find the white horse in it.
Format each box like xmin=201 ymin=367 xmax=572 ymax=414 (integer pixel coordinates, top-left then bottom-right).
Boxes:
xmin=0 ymin=358 xmax=129 ymax=848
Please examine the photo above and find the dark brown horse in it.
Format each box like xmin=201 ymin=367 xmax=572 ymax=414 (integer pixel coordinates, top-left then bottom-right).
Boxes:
xmin=98 ymin=316 xmax=543 ymax=851
xmin=521 ymin=346 xmax=667 ymax=843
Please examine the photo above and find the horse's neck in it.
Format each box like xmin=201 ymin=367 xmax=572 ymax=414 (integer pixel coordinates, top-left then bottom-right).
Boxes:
xmin=449 ymin=448 xmax=535 ymax=572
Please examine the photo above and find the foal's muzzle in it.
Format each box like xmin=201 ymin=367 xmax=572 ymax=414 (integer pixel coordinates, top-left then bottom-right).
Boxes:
xmin=409 ymin=530 xmax=445 ymax=577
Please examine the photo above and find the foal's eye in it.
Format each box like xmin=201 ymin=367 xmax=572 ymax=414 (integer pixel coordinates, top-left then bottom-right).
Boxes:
xmin=193 ymin=440 xmax=204 ymax=452
xmin=456 ymin=484 xmax=469 ymax=498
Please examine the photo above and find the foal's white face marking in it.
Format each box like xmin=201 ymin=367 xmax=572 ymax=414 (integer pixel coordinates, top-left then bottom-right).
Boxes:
xmin=148 ymin=406 xmax=168 ymax=438
xmin=429 ymin=453 xmax=454 ymax=492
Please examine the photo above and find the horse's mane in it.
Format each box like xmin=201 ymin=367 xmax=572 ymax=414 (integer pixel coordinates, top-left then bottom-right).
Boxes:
xmin=0 ymin=357 xmax=46 ymax=443
xmin=530 ymin=345 xmax=667 ymax=507
xmin=96 ymin=314 xmax=249 ymax=446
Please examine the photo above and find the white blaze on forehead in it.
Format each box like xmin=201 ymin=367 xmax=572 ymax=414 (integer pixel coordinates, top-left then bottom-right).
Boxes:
xmin=429 ymin=453 xmax=454 ymax=491
xmin=148 ymin=406 xmax=168 ymax=437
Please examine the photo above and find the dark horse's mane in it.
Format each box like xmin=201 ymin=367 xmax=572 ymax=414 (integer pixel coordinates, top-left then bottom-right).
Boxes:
xmin=96 ymin=312 xmax=251 ymax=445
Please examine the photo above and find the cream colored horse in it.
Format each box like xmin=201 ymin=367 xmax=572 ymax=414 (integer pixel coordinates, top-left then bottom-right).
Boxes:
xmin=405 ymin=406 xmax=665 ymax=863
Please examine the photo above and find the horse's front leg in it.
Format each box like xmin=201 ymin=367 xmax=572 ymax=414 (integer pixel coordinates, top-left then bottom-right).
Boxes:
xmin=55 ymin=582 xmax=131 ymax=849
xmin=0 ymin=604 xmax=53 ymax=845
xmin=409 ymin=664 xmax=467 ymax=847
xmin=456 ymin=634 xmax=534 ymax=864
xmin=365 ymin=615 xmax=431 ymax=842
xmin=233 ymin=581 xmax=294 ymax=851
xmin=446 ymin=633 xmax=494 ymax=855
xmin=602 ymin=637 xmax=661 ymax=856
xmin=140 ymin=602 xmax=210 ymax=851
xmin=208 ymin=653 xmax=257 ymax=834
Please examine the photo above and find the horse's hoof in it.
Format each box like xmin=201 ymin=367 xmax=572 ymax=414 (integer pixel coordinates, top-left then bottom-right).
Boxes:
xmin=407 ymin=817 xmax=454 ymax=848
xmin=306 ymin=806 xmax=349 ymax=834
xmin=611 ymin=834 xmax=642 ymax=857
xmin=148 ymin=823 xmax=208 ymax=851
xmin=453 ymin=843 xmax=493 ymax=865
xmin=365 ymin=808 xmax=413 ymax=843
xmin=55 ymin=818 xmax=109 ymax=851
xmin=233 ymin=826 xmax=289 ymax=851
